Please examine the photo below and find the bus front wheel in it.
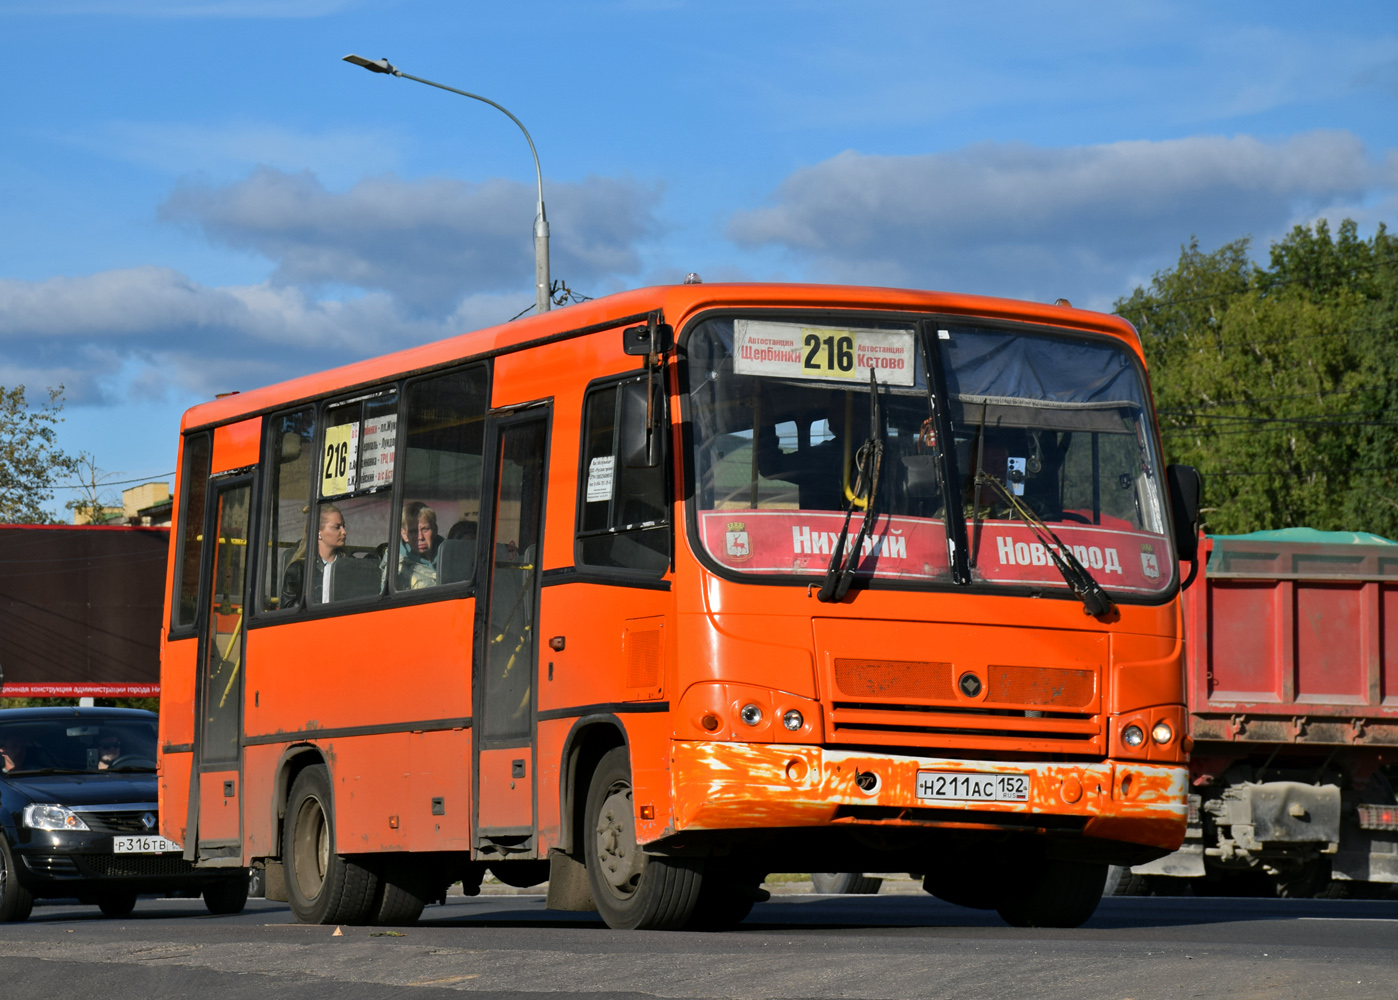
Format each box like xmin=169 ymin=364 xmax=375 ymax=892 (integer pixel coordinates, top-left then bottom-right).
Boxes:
xmin=283 ymin=764 xmax=379 ymax=925
xmin=995 ymin=860 xmax=1108 ymax=928
xmin=584 ymin=747 xmax=703 ymax=930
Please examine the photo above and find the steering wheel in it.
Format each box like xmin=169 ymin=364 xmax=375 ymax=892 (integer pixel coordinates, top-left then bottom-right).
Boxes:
xmin=107 ymin=754 xmax=157 ymax=769
xmin=1058 ymin=511 xmax=1093 ymax=524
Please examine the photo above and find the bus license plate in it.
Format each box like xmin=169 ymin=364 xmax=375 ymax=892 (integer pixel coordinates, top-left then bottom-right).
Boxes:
xmin=916 ymin=771 xmax=1029 ymax=802
xmin=113 ymin=835 xmax=181 ymax=854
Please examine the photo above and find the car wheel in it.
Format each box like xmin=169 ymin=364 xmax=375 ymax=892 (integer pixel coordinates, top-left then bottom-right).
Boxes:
xmin=204 ymin=875 xmax=251 ymax=915
xmin=0 ymin=834 xmax=34 ymax=922
xmin=584 ymin=747 xmax=703 ymax=930
xmin=811 ymin=873 xmax=883 ymax=895
xmin=283 ymin=764 xmax=378 ymax=925
xmin=97 ymin=891 xmax=138 ymax=918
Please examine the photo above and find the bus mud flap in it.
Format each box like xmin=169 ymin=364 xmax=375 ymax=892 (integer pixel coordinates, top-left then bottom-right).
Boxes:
xmin=545 ymin=849 xmax=597 ymax=911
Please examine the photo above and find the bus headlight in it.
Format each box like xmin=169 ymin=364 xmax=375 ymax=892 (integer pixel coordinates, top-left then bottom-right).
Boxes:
xmin=740 ymin=704 xmax=763 ymax=726
xmin=782 ymin=710 xmax=804 ymax=731
xmin=1151 ymin=721 xmax=1174 ymax=745
xmin=1121 ymin=724 xmax=1146 ymax=748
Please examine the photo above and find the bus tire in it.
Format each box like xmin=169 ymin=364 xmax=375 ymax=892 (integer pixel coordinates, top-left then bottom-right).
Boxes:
xmin=811 ymin=873 xmax=883 ymax=895
xmin=371 ymin=880 xmax=426 ymax=926
xmin=995 ymin=860 xmax=1107 ymax=928
xmin=284 ymin=764 xmax=379 ymax=925
xmin=0 ymin=834 xmax=34 ymax=922
xmin=584 ymin=747 xmax=703 ymax=930
xmin=685 ymin=864 xmax=767 ymax=930
xmin=1102 ymin=865 xmax=1151 ymax=897
xmin=203 ymin=875 xmax=250 ymax=915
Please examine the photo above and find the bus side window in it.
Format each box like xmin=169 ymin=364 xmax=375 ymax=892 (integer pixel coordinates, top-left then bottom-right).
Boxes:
xmin=316 ymin=391 xmax=399 ymax=603
xmin=173 ymin=432 xmax=212 ymax=630
xmin=261 ymin=407 xmax=316 ymax=612
xmin=392 ymin=366 xmax=490 ymax=592
xmin=576 ymin=377 xmax=669 ymax=574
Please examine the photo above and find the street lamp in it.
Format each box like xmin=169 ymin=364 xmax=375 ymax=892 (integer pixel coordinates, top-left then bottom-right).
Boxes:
xmin=343 ymin=54 xmax=551 ymax=314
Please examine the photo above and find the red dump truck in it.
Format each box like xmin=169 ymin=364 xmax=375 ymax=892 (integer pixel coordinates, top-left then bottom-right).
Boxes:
xmin=1106 ymin=529 xmax=1398 ymax=896
xmin=821 ymin=529 xmax=1398 ymax=899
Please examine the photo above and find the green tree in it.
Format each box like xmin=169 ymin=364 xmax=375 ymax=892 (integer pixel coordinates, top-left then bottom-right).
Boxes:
xmin=0 ymin=385 xmax=78 ymax=524
xmin=1116 ymin=220 xmax=1398 ymax=535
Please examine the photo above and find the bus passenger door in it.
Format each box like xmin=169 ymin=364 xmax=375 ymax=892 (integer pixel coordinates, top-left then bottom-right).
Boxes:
xmin=474 ymin=411 xmax=548 ymax=857
xmin=190 ymin=478 xmax=251 ymax=865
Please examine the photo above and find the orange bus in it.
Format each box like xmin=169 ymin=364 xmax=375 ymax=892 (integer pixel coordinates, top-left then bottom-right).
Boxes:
xmin=157 ymin=282 xmax=1201 ymax=930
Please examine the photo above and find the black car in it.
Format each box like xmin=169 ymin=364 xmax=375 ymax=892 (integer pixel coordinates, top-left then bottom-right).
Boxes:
xmin=0 ymin=707 xmax=248 ymax=921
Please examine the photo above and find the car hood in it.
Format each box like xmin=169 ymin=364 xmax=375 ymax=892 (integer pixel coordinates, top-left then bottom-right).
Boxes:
xmin=2 ymin=772 xmax=157 ymax=807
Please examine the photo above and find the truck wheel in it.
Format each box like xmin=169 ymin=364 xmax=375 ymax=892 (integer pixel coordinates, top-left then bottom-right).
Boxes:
xmin=996 ymin=860 xmax=1108 ymax=928
xmin=203 ymin=875 xmax=250 ymax=915
xmin=584 ymin=747 xmax=703 ymax=930
xmin=811 ymin=873 xmax=884 ymax=894
xmin=0 ymin=835 xmax=34 ymax=922
xmin=97 ymin=891 xmax=138 ymax=918
xmin=283 ymin=764 xmax=379 ymax=925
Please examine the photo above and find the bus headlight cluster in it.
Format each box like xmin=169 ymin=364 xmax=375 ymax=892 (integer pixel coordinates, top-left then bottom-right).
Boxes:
xmin=1121 ymin=724 xmax=1146 ymax=749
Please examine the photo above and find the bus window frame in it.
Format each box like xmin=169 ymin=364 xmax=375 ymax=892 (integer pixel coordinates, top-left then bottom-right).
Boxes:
xmin=170 ymin=431 xmax=214 ymax=640
xmin=247 ymin=362 xmax=496 ymax=627
xmin=258 ymin=405 xmax=317 ymax=615
xmin=572 ymin=370 xmax=674 ymax=580
xmin=675 ymin=306 xmax=1181 ymax=607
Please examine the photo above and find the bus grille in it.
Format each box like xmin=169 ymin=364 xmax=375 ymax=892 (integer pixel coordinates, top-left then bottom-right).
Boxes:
xmin=828 ymin=658 xmax=1103 ymax=755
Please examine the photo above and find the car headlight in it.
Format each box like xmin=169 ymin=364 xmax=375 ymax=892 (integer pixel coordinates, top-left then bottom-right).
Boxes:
xmin=23 ymin=803 xmax=90 ymax=831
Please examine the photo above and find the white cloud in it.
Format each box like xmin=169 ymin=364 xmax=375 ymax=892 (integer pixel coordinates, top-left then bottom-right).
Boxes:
xmin=727 ymin=131 xmax=1388 ymax=306
xmin=0 ymin=266 xmax=528 ymax=404
xmin=160 ymin=167 xmax=663 ymax=312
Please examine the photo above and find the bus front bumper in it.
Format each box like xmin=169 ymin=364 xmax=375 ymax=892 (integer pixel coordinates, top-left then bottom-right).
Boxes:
xmin=668 ymin=740 xmax=1188 ymax=852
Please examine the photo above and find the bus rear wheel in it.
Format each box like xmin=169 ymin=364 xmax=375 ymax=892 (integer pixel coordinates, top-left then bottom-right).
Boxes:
xmin=584 ymin=747 xmax=703 ymax=930
xmin=283 ymin=764 xmax=379 ymax=925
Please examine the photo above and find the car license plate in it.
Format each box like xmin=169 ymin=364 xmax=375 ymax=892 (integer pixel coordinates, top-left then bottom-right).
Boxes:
xmin=916 ymin=771 xmax=1029 ymax=802
xmin=113 ymin=835 xmax=181 ymax=854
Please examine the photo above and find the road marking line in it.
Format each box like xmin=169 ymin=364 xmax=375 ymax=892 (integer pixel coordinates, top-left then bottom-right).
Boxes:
xmin=408 ymin=975 xmax=480 ymax=985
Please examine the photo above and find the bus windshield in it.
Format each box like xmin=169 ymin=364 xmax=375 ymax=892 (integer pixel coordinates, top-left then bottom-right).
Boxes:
xmin=686 ymin=316 xmax=1173 ymax=596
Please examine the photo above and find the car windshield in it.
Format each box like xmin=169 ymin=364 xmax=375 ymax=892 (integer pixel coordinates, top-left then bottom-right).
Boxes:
xmin=685 ymin=316 xmax=1173 ymax=596
xmin=0 ymin=717 xmax=158 ymax=774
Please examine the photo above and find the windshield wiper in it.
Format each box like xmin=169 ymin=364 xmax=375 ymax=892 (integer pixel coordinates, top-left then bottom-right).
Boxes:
xmin=103 ymin=765 xmax=157 ymax=773
xmin=817 ymin=369 xmax=885 ymax=603
xmin=7 ymin=767 xmax=89 ymax=776
xmin=973 ymin=471 xmax=1117 ymax=617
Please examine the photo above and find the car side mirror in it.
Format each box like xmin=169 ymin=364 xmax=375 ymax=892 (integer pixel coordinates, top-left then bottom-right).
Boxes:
xmin=619 ymin=380 xmax=662 ymax=468
xmin=1166 ymin=464 xmax=1202 ymax=563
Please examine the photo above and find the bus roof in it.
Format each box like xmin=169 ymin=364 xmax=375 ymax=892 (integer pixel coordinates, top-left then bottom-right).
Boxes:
xmin=180 ymin=282 xmax=1140 ymax=433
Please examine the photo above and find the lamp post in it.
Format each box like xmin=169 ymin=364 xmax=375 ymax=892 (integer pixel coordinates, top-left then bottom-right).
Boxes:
xmin=343 ymin=54 xmax=551 ymax=314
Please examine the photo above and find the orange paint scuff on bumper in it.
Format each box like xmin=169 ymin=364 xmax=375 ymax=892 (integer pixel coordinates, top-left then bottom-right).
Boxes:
xmin=669 ymin=740 xmax=1187 ymax=851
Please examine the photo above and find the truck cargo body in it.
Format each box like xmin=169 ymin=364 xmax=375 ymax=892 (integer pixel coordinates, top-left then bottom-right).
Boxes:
xmin=1134 ymin=531 xmax=1398 ymax=894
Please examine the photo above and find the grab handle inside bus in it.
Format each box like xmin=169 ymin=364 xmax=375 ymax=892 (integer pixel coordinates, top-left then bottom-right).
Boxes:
xmin=619 ymin=379 xmax=662 ymax=468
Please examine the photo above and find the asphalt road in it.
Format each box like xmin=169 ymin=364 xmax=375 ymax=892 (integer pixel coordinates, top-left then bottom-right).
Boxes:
xmin=2 ymin=891 xmax=1396 ymax=1000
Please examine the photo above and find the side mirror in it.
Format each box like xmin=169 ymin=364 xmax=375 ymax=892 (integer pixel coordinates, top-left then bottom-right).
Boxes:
xmin=619 ymin=380 xmax=662 ymax=468
xmin=1166 ymin=464 xmax=1202 ymax=563
xmin=622 ymin=320 xmax=672 ymax=356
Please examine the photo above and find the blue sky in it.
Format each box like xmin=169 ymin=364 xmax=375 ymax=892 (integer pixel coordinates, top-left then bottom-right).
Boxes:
xmin=2 ymin=0 xmax=1396 ymax=515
